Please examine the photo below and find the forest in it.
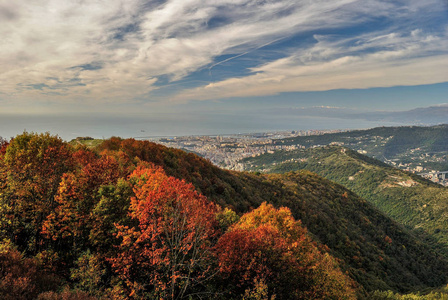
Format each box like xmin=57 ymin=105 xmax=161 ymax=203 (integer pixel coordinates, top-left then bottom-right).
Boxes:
xmin=1 ymin=133 xmax=448 ymax=299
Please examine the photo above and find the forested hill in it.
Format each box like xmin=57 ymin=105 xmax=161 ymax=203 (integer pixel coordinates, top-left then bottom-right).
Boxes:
xmin=71 ymin=137 xmax=448 ymax=292
xmin=99 ymin=140 xmax=448 ymax=292
xmin=1 ymin=134 xmax=448 ymax=298
xmin=243 ymin=146 xmax=448 ymax=247
xmin=275 ymin=124 xmax=448 ymax=168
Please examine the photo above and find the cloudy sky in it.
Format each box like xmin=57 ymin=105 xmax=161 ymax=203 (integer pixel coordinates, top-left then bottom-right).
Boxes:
xmin=1 ymin=0 xmax=448 ymax=139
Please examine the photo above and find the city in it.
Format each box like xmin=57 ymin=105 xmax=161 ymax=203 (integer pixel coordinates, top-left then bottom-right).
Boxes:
xmin=150 ymin=129 xmax=448 ymax=186
xmin=150 ymin=129 xmax=343 ymax=171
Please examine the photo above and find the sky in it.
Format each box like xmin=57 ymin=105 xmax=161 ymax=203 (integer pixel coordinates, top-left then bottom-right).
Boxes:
xmin=1 ymin=0 xmax=448 ymax=140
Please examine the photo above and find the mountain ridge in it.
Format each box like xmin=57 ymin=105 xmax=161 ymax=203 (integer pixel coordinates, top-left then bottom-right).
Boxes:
xmin=243 ymin=145 xmax=448 ymax=248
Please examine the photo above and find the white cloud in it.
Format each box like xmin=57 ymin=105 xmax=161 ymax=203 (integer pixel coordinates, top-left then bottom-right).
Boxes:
xmin=171 ymin=26 xmax=448 ymax=101
xmin=0 ymin=0 xmax=446 ymax=108
xmin=0 ymin=0 xmax=365 ymax=105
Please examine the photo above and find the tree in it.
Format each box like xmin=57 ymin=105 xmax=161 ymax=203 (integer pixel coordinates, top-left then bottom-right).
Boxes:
xmin=110 ymin=166 xmax=219 ymax=299
xmin=215 ymin=203 xmax=356 ymax=299
xmin=0 ymin=138 xmax=10 ymax=239
xmin=0 ymin=241 xmax=60 ymax=300
xmin=216 ymin=207 xmax=240 ymax=232
xmin=0 ymin=136 xmax=8 ymax=156
xmin=0 ymin=132 xmax=73 ymax=254
xmin=42 ymin=154 xmax=124 ymax=259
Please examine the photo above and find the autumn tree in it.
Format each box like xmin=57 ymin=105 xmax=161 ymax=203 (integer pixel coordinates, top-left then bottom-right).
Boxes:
xmin=88 ymin=179 xmax=134 ymax=253
xmin=0 ymin=132 xmax=74 ymax=254
xmin=38 ymin=149 xmax=136 ymax=293
xmin=0 ymin=136 xmax=8 ymax=156
xmin=64 ymin=178 xmax=136 ymax=296
xmin=110 ymin=166 xmax=219 ymax=299
xmin=216 ymin=207 xmax=240 ymax=232
xmin=0 ymin=241 xmax=61 ymax=300
xmin=42 ymin=153 xmax=124 ymax=261
xmin=36 ymin=287 xmax=98 ymax=300
xmin=0 ymin=138 xmax=10 ymax=239
xmin=215 ymin=202 xmax=356 ymax=300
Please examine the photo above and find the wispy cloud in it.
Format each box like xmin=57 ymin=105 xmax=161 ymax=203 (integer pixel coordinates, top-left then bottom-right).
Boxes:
xmin=0 ymin=0 xmax=447 ymax=110
xmin=171 ymin=22 xmax=448 ymax=101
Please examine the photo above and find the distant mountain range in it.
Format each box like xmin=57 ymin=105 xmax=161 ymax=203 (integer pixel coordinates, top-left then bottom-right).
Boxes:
xmin=285 ymin=104 xmax=448 ymax=125
xmin=358 ymin=104 xmax=448 ymax=124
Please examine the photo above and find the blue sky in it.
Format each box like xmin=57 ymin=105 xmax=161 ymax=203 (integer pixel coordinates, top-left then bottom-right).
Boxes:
xmin=1 ymin=0 xmax=448 ymax=139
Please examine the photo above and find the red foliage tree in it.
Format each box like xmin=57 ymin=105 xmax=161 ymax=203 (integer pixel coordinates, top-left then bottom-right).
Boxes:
xmin=0 ymin=137 xmax=8 ymax=156
xmin=216 ymin=225 xmax=296 ymax=296
xmin=110 ymin=166 xmax=218 ymax=299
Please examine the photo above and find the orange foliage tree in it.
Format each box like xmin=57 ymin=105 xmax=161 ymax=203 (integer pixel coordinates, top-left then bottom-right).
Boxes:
xmin=215 ymin=202 xmax=356 ymax=299
xmin=42 ymin=153 xmax=124 ymax=259
xmin=40 ymin=148 xmax=135 ymax=293
xmin=110 ymin=166 xmax=219 ymax=299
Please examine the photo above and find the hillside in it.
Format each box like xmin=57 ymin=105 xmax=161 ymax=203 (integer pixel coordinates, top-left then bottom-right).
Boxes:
xmin=93 ymin=138 xmax=448 ymax=294
xmin=1 ymin=134 xmax=448 ymax=298
xmin=275 ymin=124 xmax=448 ymax=171
xmin=242 ymin=146 xmax=448 ymax=248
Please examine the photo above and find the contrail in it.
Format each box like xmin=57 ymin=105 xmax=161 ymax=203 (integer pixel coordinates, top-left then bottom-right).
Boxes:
xmin=208 ymin=35 xmax=289 ymax=78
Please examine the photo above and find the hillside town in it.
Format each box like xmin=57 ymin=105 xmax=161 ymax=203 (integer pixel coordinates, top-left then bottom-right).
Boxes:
xmin=151 ymin=129 xmax=448 ymax=186
xmin=151 ymin=130 xmax=343 ymax=171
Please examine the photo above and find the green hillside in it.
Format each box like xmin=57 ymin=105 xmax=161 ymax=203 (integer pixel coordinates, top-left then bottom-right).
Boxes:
xmin=275 ymin=125 xmax=448 ymax=171
xmin=243 ymin=146 xmax=448 ymax=248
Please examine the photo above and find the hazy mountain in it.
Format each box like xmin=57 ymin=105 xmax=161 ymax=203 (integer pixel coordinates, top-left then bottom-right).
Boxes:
xmin=359 ymin=105 xmax=448 ymax=124
xmin=277 ymin=124 xmax=448 ymax=168
xmin=280 ymin=104 xmax=448 ymax=126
